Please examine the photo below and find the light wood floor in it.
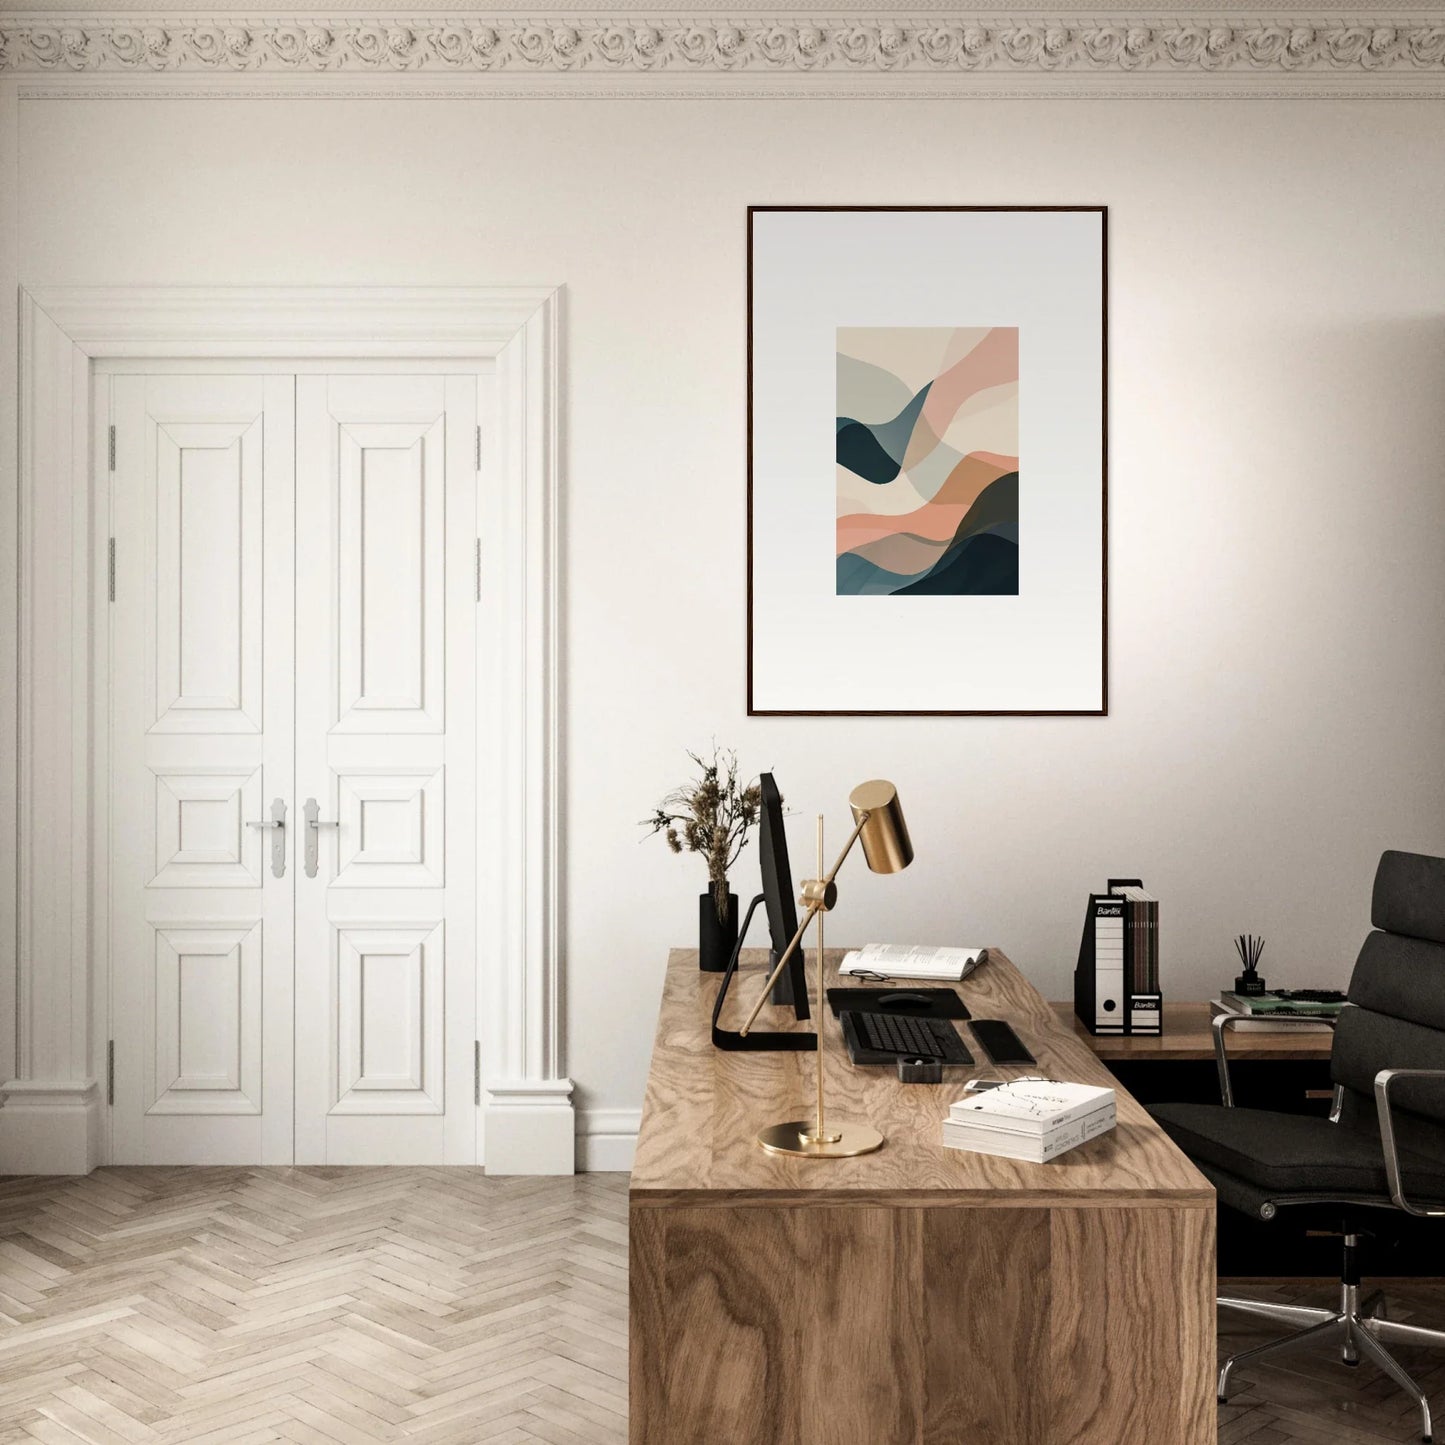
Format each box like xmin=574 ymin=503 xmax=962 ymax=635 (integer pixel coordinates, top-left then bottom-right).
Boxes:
xmin=0 ymin=1169 xmax=628 ymax=1444
xmin=0 ymin=1168 xmax=1440 ymax=1443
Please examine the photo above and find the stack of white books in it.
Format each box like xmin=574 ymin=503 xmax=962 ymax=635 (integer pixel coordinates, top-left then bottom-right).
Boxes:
xmin=942 ymin=1080 xmax=1117 ymax=1163
xmin=838 ymin=943 xmax=985 ymax=982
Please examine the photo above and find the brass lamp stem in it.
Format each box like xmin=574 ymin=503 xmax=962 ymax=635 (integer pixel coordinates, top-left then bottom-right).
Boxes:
xmin=798 ymin=815 xmax=841 ymax=1147
xmin=737 ymin=810 xmax=871 ymax=1038
xmin=817 ymin=815 xmax=826 ymax=1141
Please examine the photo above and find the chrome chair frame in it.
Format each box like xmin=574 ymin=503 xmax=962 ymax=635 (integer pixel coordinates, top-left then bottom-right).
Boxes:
xmin=1212 ymin=1012 xmax=1445 ymax=1442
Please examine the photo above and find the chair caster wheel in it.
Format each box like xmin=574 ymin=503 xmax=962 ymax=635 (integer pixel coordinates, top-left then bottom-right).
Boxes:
xmin=1217 ymin=1398 xmax=1227 ymax=1405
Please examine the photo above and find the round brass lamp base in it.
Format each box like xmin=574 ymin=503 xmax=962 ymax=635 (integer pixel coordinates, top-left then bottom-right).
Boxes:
xmin=757 ymin=1120 xmax=885 ymax=1158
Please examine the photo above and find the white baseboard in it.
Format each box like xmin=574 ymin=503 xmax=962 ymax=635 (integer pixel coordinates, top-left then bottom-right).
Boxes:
xmin=0 ymin=1079 xmax=636 ymax=1177
xmin=0 ymin=1079 xmax=103 ymax=1175
xmin=483 ymin=1079 xmax=576 ymax=1175
xmin=577 ymin=1108 xmax=640 ymax=1173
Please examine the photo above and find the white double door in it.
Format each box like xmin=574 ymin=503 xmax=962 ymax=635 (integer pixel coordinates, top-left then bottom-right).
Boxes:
xmin=108 ymin=369 xmax=479 ymax=1165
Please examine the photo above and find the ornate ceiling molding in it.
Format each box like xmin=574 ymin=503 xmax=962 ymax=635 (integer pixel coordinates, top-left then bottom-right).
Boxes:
xmin=2 ymin=13 xmax=1444 ymax=85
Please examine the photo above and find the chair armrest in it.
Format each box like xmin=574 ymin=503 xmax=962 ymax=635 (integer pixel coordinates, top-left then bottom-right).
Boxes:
xmin=1212 ymin=1010 xmax=1338 ymax=1108
xmin=1374 ymin=1068 xmax=1445 ymax=1217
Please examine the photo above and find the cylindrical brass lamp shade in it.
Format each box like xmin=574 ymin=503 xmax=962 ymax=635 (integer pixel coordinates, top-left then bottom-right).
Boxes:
xmin=848 ymin=780 xmax=913 ymax=874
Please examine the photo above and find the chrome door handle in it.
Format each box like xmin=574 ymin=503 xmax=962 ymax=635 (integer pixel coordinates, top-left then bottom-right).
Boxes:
xmin=246 ymin=798 xmax=288 ymax=878
xmin=303 ymin=797 xmax=339 ymax=879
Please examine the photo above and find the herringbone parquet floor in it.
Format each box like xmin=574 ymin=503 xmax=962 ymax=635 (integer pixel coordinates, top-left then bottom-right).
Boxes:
xmin=0 ymin=1168 xmax=628 ymax=1445
xmin=0 ymin=1168 xmax=1441 ymax=1443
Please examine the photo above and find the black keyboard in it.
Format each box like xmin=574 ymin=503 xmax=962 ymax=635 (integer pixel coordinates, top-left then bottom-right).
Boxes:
xmin=840 ymin=1010 xmax=974 ymax=1066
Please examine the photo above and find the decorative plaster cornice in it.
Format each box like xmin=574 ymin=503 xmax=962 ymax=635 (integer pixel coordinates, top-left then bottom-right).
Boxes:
xmin=3 ymin=13 xmax=1445 ymax=81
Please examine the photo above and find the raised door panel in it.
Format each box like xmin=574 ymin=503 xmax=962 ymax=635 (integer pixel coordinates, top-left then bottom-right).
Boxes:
xmin=295 ymin=374 xmax=478 ymax=1165
xmin=148 ymin=921 xmax=262 ymax=1115
xmin=335 ymin=421 xmax=444 ymax=733
xmin=150 ymin=419 xmax=264 ymax=734
xmin=333 ymin=767 xmax=444 ymax=889
xmin=150 ymin=766 xmax=264 ymax=888
xmin=332 ymin=922 xmax=444 ymax=1114
xmin=109 ymin=374 xmax=295 ymax=1166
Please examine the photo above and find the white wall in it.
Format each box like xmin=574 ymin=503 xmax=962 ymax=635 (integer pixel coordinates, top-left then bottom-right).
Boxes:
xmin=11 ymin=94 xmax=1445 ymax=1156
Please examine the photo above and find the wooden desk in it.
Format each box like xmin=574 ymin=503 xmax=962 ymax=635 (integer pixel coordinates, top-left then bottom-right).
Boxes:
xmin=1052 ymin=1000 xmax=1334 ymax=1062
xmin=630 ymin=949 xmax=1215 ymax=1445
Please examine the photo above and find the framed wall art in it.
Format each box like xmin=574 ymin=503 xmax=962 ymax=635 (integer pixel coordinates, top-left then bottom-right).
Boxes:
xmin=747 ymin=205 xmax=1107 ymax=716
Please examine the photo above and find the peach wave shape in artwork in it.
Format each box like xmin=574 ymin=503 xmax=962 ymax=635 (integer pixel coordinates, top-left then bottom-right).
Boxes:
xmin=934 ymin=450 xmax=1017 ymax=506
xmin=839 ymin=502 xmax=969 ymax=553
xmin=920 ymin=327 xmax=1019 ymax=441
xmin=895 ymin=330 xmax=1018 ymax=475
xmin=837 ymin=452 xmax=1016 ymax=556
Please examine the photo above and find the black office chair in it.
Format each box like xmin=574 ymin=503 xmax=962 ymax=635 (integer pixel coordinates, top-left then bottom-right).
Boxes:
xmin=1150 ymin=849 xmax=1445 ymax=1443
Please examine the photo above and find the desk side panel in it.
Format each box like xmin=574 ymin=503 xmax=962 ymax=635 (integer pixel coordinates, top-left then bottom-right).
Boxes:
xmin=635 ymin=1201 xmax=1205 ymax=1445
xmin=1049 ymin=1205 xmax=1216 ymax=1445
xmin=922 ymin=1206 xmax=1052 ymax=1444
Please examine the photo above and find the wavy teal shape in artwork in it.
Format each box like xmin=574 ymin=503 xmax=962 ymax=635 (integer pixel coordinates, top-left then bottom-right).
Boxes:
xmin=836 ymin=420 xmax=902 ymax=485
xmin=836 ymin=552 xmax=916 ymax=596
xmin=893 ymin=533 xmax=1019 ymax=595
xmin=836 ymin=382 xmax=932 ymax=485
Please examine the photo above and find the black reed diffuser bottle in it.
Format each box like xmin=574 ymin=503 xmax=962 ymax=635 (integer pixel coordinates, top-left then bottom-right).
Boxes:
xmin=1234 ymin=934 xmax=1266 ymax=996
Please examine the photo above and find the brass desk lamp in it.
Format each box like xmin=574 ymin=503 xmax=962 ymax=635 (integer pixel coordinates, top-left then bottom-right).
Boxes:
xmin=738 ymin=779 xmax=913 ymax=1158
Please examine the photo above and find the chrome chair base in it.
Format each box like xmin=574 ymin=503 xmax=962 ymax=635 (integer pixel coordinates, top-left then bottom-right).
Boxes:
xmin=1219 ymin=1280 xmax=1445 ymax=1443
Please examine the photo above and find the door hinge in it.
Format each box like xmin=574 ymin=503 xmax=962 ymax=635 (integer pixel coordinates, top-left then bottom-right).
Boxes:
xmin=475 ymin=538 xmax=482 ymax=603
xmin=475 ymin=424 xmax=482 ymax=472
xmin=107 ymin=538 xmax=116 ymax=603
xmin=474 ymin=1041 xmax=481 ymax=1106
xmin=106 ymin=1040 xmax=115 ymax=1106
xmin=107 ymin=425 xmax=116 ymax=472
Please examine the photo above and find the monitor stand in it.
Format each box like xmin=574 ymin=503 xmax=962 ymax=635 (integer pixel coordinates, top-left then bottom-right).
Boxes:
xmin=711 ymin=895 xmax=817 ymax=1053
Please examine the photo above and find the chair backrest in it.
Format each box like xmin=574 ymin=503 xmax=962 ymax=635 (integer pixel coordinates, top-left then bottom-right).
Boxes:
xmin=1331 ymin=851 xmax=1445 ymax=1152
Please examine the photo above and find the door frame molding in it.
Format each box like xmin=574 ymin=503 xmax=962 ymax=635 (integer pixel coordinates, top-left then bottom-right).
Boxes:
xmin=3 ymin=285 xmax=572 ymax=1175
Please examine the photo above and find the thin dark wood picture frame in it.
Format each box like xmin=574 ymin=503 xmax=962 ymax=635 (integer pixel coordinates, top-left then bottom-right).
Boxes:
xmin=746 ymin=204 xmax=1108 ymax=717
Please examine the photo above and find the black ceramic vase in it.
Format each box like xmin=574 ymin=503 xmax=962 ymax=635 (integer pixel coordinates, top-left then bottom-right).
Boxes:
xmin=698 ymin=887 xmax=739 ymax=973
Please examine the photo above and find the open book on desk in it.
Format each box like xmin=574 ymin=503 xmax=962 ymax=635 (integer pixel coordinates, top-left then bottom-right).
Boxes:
xmin=839 ymin=943 xmax=986 ymax=982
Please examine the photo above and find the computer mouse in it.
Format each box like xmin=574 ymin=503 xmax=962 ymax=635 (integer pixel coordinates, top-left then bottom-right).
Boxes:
xmin=877 ymin=991 xmax=933 ymax=1009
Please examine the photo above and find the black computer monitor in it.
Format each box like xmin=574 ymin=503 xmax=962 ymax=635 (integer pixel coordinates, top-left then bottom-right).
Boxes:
xmin=709 ymin=772 xmax=816 ymax=1051
xmin=758 ymin=773 xmax=810 ymax=1020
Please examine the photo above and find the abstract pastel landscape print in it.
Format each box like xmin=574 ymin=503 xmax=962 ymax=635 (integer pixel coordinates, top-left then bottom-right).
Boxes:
xmin=836 ymin=327 xmax=1019 ymax=596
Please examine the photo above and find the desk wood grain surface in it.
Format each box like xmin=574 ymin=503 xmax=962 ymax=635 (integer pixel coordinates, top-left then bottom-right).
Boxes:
xmin=630 ymin=947 xmax=1212 ymax=1207
xmin=628 ymin=948 xmax=1217 ymax=1445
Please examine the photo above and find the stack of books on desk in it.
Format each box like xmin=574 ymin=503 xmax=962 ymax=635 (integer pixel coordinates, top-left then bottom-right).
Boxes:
xmin=1209 ymin=992 xmax=1342 ymax=1033
xmin=941 ymin=1080 xmax=1116 ymax=1163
